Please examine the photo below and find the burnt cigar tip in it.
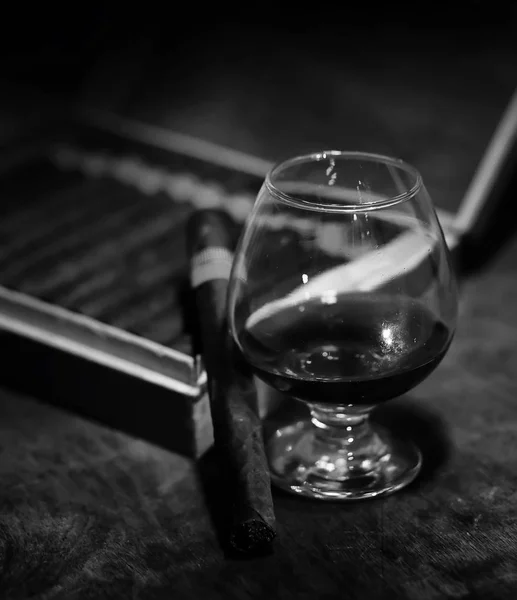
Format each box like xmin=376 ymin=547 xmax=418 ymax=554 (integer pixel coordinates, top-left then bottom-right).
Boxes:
xmin=230 ymin=519 xmax=276 ymax=555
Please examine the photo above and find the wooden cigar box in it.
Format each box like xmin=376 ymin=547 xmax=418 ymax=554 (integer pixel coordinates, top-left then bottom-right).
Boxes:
xmin=0 ymin=88 xmax=515 ymax=458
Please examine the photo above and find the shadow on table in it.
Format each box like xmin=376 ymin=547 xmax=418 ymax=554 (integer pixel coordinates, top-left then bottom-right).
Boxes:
xmin=195 ymin=449 xmax=232 ymax=556
xmin=372 ymin=397 xmax=452 ymax=491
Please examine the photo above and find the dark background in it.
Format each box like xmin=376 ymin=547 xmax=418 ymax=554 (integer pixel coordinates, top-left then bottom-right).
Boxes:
xmin=2 ymin=8 xmax=516 ymax=217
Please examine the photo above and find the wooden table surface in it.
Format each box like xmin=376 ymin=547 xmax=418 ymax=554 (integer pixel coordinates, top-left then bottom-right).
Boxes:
xmin=1 ymin=20 xmax=517 ymax=600
xmin=1 ymin=240 xmax=517 ymax=599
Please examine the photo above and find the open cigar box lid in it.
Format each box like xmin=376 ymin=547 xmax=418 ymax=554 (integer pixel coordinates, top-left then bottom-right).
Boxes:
xmin=0 ymin=87 xmax=515 ymax=458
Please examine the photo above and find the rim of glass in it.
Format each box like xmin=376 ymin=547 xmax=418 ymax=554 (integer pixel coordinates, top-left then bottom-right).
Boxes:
xmin=265 ymin=150 xmax=423 ymax=213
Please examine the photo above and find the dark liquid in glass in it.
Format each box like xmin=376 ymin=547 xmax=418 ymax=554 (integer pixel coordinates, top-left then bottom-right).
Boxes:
xmin=238 ymin=293 xmax=451 ymax=406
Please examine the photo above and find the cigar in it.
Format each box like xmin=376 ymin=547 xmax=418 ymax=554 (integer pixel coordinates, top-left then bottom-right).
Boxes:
xmin=187 ymin=209 xmax=276 ymax=555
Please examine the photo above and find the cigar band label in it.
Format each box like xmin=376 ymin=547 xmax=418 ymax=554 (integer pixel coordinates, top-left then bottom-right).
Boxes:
xmin=190 ymin=247 xmax=235 ymax=287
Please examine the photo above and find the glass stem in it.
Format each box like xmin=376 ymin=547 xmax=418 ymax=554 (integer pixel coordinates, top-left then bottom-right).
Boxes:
xmin=309 ymin=403 xmax=378 ymax=453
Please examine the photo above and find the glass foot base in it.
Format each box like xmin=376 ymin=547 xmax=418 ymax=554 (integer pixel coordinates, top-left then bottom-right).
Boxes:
xmin=267 ymin=419 xmax=422 ymax=501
